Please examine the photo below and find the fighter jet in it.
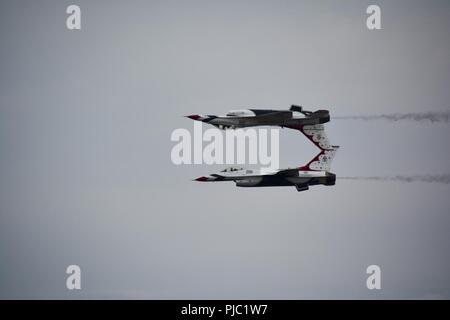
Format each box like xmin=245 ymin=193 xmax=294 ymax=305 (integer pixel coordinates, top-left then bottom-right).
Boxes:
xmin=186 ymin=105 xmax=330 ymax=130
xmin=194 ymin=124 xmax=339 ymax=192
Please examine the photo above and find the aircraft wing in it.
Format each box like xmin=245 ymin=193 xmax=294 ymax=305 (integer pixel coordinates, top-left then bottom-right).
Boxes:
xmin=274 ymin=168 xmax=300 ymax=176
xmin=243 ymin=110 xmax=292 ymax=124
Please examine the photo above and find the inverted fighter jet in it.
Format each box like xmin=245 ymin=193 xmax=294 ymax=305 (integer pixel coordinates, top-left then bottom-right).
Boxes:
xmin=186 ymin=105 xmax=330 ymax=130
xmin=194 ymin=124 xmax=339 ymax=192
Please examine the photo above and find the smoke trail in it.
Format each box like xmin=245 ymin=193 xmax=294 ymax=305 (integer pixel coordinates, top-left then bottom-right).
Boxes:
xmin=339 ymin=174 xmax=450 ymax=184
xmin=333 ymin=111 xmax=450 ymax=123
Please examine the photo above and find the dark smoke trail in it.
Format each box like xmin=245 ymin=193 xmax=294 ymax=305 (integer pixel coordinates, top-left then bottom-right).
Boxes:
xmin=333 ymin=111 xmax=450 ymax=123
xmin=339 ymin=174 xmax=450 ymax=184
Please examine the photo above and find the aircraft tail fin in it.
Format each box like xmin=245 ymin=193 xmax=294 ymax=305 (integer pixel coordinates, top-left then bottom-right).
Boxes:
xmin=284 ymin=124 xmax=331 ymax=150
xmin=298 ymin=124 xmax=339 ymax=171
xmin=300 ymin=146 xmax=339 ymax=171
xmin=299 ymin=124 xmax=332 ymax=150
xmin=282 ymin=124 xmax=339 ymax=171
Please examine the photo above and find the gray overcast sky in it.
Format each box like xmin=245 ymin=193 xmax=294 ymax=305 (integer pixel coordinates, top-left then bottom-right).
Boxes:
xmin=1 ymin=0 xmax=450 ymax=299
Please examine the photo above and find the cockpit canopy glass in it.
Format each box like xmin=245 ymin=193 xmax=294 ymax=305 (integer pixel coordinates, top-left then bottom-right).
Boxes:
xmin=220 ymin=167 xmax=244 ymax=172
xmin=225 ymin=109 xmax=253 ymax=117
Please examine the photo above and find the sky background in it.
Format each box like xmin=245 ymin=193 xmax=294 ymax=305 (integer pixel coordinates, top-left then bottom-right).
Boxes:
xmin=1 ymin=0 xmax=450 ymax=299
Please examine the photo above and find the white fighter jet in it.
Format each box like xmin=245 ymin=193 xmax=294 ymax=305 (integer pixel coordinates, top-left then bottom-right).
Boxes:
xmin=186 ymin=105 xmax=330 ymax=130
xmin=194 ymin=124 xmax=339 ymax=192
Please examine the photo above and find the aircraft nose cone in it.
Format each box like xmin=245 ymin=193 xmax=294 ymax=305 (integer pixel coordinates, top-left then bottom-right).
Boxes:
xmin=195 ymin=176 xmax=209 ymax=182
xmin=186 ymin=115 xmax=201 ymax=120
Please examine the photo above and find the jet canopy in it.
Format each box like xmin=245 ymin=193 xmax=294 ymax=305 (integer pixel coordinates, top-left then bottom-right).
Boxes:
xmin=225 ymin=110 xmax=255 ymax=117
xmin=220 ymin=167 xmax=244 ymax=172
